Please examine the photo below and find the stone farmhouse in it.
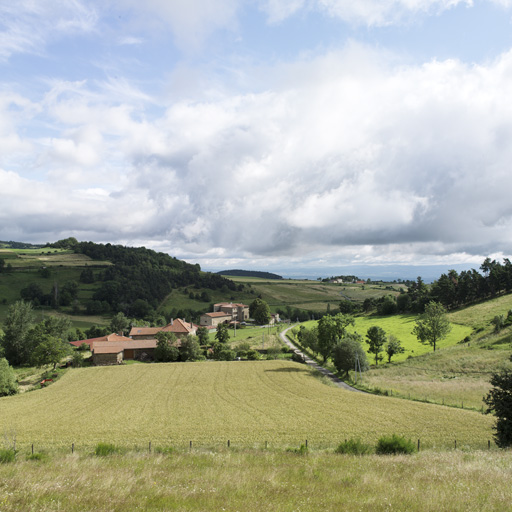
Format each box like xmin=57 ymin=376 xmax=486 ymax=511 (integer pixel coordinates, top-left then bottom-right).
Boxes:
xmin=200 ymin=302 xmax=249 ymax=328
xmin=129 ymin=318 xmax=197 ymax=340
xmin=70 ymin=334 xmax=158 ymax=365
xmin=69 ymin=318 xmax=195 ymax=366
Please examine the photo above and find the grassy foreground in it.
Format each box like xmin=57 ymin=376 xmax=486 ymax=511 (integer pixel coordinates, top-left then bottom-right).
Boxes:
xmin=0 ymin=361 xmax=493 ymax=450
xmin=0 ymin=449 xmax=511 ymax=511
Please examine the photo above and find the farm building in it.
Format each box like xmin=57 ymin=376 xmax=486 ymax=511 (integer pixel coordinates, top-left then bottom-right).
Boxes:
xmin=129 ymin=318 xmax=197 ymax=340
xmin=90 ymin=340 xmax=158 ymax=365
xmin=69 ymin=333 xmax=134 ymax=349
xmin=199 ymin=311 xmax=233 ymax=328
xmin=213 ymin=302 xmax=249 ymax=322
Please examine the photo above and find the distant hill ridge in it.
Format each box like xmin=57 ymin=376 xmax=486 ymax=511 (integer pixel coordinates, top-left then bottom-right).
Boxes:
xmin=218 ymin=269 xmax=283 ymax=280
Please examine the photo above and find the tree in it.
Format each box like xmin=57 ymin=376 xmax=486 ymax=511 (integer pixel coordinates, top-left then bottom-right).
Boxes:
xmin=31 ymin=335 xmax=71 ymax=369
xmin=317 ymin=313 xmax=355 ymax=363
xmin=154 ymin=332 xmax=179 ymax=362
xmin=179 ymin=335 xmax=202 ymax=362
xmin=251 ymin=299 xmax=271 ymax=325
xmin=1 ymin=300 xmax=34 ymax=366
xmin=215 ymin=322 xmax=230 ymax=344
xmin=0 ymin=358 xmax=17 ymax=396
xmin=412 ymin=301 xmax=451 ymax=352
xmin=110 ymin=312 xmax=130 ymax=336
xmin=196 ymin=326 xmax=209 ymax=345
xmin=365 ymin=326 xmax=386 ymax=365
xmin=297 ymin=326 xmax=319 ymax=354
xmin=385 ymin=335 xmax=405 ymax=363
xmin=484 ymin=369 xmax=512 ymax=447
xmin=332 ymin=334 xmax=368 ymax=377
xmin=491 ymin=315 xmax=505 ymax=333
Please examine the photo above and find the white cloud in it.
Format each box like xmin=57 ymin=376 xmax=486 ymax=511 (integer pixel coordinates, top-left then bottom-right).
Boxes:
xmin=0 ymin=1 xmax=97 ymax=60
xmin=3 ymin=42 xmax=512 ymax=266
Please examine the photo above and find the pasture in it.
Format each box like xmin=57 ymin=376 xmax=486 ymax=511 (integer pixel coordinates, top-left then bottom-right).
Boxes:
xmin=0 ymin=361 xmax=493 ymax=451
xmin=0 ymin=449 xmax=510 ymax=511
xmin=299 ymin=314 xmax=472 ymax=363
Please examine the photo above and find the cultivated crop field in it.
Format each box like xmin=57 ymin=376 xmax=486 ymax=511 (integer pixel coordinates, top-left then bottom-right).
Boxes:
xmin=0 ymin=361 xmax=493 ymax=451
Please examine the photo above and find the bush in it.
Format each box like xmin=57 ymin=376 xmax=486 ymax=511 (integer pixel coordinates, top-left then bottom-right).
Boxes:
xmin=217 ymin=349 xmax=236 ymax=361
xmin=375 ymin=434 xmax=416 ymax=455
xmin=246 ymin=349 xmax=260 ymax=360
xmin=0 ymin=449 xmax=15 ymax=463
xmin=266 ymin=346 xmax=282 ymax=360
xmin=0 ymin=358 xmax=18 ymax=397
xmin=94 ymin=443 xmax=121 ymax=456
xmin=334 ymin=439 xmax=372 ymax=455
xmin=291 ymin=351 xmax=305 ymax=363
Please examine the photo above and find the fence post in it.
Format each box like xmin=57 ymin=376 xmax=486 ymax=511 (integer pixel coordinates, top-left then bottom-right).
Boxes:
xmin=488 ymin=440 xmax=491 ymax=450
xmin=72 ymin=443 xmax=74 ymax=454
xmin=305 ymin=439 xmax=308 ymax=449
xmin=417 ymin=439 xmax=420 ymax=451
xmin=31 ymin=444 xmax=34 ymax=455
xmin=189 ymin=441 xmax=192 ymax=451
xmin=149 ymin=441 xmax=151 ymax=453
xmin=227 ymin=440 xmax=230 ymax=448
xmin=454 ymin=440 xmax=457 ymax=450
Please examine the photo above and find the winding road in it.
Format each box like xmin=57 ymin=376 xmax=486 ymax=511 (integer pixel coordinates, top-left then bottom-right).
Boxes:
xmin=279 ymin=325 xmax=364 ymax=392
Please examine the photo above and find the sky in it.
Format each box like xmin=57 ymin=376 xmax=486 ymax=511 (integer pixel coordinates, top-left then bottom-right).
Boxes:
xmin=2 ymin=0 xmax=512 ymax=278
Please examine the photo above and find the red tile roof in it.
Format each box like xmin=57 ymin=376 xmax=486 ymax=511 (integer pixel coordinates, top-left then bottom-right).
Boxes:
xmin=91 ymin=339 xmax=158 ymax=354
xmin=128 ymin=327 xmax=161 ymax=336
xmin=70 ymin=334 xmax=133 ymax=348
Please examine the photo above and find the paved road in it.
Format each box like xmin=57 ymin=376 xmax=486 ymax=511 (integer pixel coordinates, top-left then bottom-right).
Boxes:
xmin=279 ymin=325 xmax=364 ymax=393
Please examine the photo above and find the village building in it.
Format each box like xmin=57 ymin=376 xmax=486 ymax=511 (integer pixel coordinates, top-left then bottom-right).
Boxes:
xmin=199 ymin=311 xmax=233 ymax=328
xmin=212 ymin=302 xmax=249 ymax=322
xmin=69 ymin=334 xmax=158 ymax=365
xmin=129 ymin=318 xmax=197 ymax=340
xmin=90 ymin=340 xmax=158 ymax=365
xmin=199 ymin=302 xmax=249 ymax=328
xmin=69 ymin=333 xmax=134 ymax=349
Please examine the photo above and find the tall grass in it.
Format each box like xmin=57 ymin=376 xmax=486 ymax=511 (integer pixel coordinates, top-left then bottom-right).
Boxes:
xmin=0 ymin=449 xmax=510 ymax=511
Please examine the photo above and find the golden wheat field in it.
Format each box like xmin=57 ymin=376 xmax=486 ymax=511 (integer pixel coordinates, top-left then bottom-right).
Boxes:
xmin=0 ymin=361 xmax=494 ymax=451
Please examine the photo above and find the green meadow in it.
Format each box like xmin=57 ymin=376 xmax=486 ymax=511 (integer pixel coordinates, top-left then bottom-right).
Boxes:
xmin=299 ymin=314 xmax=472 ymax=362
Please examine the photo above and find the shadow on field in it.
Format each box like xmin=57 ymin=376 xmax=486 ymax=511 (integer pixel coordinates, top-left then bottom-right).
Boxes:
xmin=264 ymin=367 xmax=310 ymax=374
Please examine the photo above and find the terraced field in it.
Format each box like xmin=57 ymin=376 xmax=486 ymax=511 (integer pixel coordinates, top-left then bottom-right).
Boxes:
xmin=0 ymin=360 xmax=493 ymax=451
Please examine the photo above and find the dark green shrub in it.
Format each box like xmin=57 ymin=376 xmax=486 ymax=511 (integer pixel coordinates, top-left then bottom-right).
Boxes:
xmin=334 ymin=439 xmax=372 ymax=455
xmin=217 ymin=349 xmax=236 ymax=361
xmin=94 ymin=443 xmax=121 ymax=456
xmin=291 ymin=352 xmax=305 ymax=363
xmin=376 ymin=434 xmax=416 ymax=455
xmin=0 ymin=449 xmax=15 ymax=463
xmin=246 ymin=350 xmax=260 ymax=360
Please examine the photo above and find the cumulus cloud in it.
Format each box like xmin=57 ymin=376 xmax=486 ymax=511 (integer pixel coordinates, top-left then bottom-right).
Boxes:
xmin=3 ymin=43 xmax=512 ymax=268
